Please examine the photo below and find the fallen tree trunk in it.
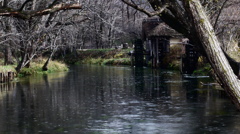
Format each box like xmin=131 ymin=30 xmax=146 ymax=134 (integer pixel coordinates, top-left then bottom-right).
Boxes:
xmin=188 ymin=0 xmax=240 ymax=109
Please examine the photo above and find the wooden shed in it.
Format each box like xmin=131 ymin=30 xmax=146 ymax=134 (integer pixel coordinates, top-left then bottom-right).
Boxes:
xmin=142 ymin=17 xmax=198 ymax=73
xmin=143 ymin=18 xmax=181 ymax=67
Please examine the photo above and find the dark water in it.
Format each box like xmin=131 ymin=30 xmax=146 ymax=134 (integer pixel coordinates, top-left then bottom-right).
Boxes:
xmin=0 ymin=65 xmax=240 ymax=134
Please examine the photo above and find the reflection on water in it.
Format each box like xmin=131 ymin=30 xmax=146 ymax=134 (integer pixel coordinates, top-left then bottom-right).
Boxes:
xmin=0 ymin=65 xmax=240 ymax=134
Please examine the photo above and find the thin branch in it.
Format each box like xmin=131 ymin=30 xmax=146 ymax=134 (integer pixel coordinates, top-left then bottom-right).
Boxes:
xmin=0 ymin=33 xmax=21 ymax=38
xmin=213 ymin=0 xmax=228 ymax=30
xmin=0 ymin=3 xmax=82 ymax=19
xmin=0 ymin=39 xmax=11 ymax=45
xmin=48 ymin=0 xmax=60 ymax=8
xmin=121 ymin=0 xmax=168 ymax=17
xmin=54 ymin=18 xmax=89 ymax=27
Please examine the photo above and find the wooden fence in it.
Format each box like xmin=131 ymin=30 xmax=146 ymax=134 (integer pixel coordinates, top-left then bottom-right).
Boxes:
xmin=0 ymin=72 xmax=15 ymax=83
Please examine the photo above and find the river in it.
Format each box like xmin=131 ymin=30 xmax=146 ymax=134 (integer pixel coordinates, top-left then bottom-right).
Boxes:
xmin=0 ymin=65 xmax=240 ymax=134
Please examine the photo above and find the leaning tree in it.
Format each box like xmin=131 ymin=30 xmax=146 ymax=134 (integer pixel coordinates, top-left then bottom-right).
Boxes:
xmin=121 ymin=0 xmax=240 ymax=109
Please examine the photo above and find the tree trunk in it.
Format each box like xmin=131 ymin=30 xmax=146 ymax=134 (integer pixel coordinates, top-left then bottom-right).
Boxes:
xmin=4 ymin=45 xmax=14 ymax=65
xmin=15 ymin=53 xmax=27 ymax=73
xmin=42 ymin=57 xmax=50 ymax=71
xmin=15 ymin=43 xmax=28 ymax=73
xmin=188 ymin=0 xmax=240 ymax=109
xmin=25 ymin=54 xmax=31 ymax=68
xmin=42 ymin=44 xmax=58 ymax=71
xmin=42 ymin=50 xmax=54 ymax=71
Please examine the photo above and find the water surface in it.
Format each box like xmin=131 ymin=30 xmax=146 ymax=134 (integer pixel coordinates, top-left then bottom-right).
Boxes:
xmin=0 ymin=65 xmax=240 ymax=134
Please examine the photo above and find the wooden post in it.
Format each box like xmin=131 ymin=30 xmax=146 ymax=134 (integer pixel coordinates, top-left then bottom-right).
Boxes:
xmin=8 ymin=72 xmax=13 ymax=81
xmin=156 ymin=38 xmax=159 ymax=67
xmin=0 ymin=71 xmax=15 ymax=83
xmin=130 ymin=51 xmax=134 ymax=67
xmin=134 ymin=39 xmax=144 ymax=67
xmin=152 ymin=40 xmax=155 ymax=68
xmin=0 ymin=73 xmax=3 ymax=83
xmin=152 ymin=39 xmax=157 ymax=68
xmin=3 ymin=73 xmax=7 ymax=83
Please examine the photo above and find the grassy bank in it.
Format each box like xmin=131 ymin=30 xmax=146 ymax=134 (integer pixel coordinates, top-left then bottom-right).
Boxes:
xmin=76 ymin=49 xmax=132 ymax=66
xmin=0 ymin=65 xmax=16 ymax=73
xmin=0 ymin=58 xmax=68 ymax=77
xmin=19 ymin=59 xmax=68 ymax=76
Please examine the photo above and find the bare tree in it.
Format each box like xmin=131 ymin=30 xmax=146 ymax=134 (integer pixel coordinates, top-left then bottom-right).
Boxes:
xmin=0 ymin=0 xmax=82 ymax=72
xmin=0 ymin=0 xmax=147 ymax=70
xmin=76 ymin=0 xmax=145 ymax=49
xmin=0 ymin=17 xmax=16 ymax=65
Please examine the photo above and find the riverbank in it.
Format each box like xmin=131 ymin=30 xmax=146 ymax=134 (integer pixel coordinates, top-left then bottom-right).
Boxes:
xmin=0 ymin=58 xmax=68 ymax=78
xmin=74 ymin=48 xmax=212 ymax=76
xmin=0 ymin=48 xmax=211 ymax=81
xmin=19 ymin=59 xmax=68 ymax=76
xmin=75 ymin=49 xmax=132 ymax=66
xmin=0 ymin=65 xmax=16 ymax=83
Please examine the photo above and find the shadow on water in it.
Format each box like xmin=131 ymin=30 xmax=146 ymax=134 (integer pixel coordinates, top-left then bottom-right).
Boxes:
xmin=133 ymin=68 xmax=171 ymax=101
xmin=0 ymin=65 xmax=240 ymax=134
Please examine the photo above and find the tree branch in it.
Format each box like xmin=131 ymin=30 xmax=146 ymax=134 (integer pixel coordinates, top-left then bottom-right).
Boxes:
xmin=19 ymin=0 xmax=33 ymax=11
xmin=0 ymin=3 xmax=82 ymax=19
xmin=54 ymin=18 xmax=90 ymax=27
xmin=213 ymin=0 xmax=228 ymax=30
xmin=121 ymin=0 xmax=168 ymax=17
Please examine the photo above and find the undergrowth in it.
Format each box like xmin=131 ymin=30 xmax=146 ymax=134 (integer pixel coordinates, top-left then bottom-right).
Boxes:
xmin=77 ymin=49 xmax=132 ymax=65
xmin=19 ymin=59 xmax=68 ymax=76
xmin=193 ymin=63 xmax=212 ymax=75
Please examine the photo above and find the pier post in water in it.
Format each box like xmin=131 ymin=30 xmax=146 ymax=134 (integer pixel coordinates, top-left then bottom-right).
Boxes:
xmin=134 ymin=39 xmax=144 ymax=67
xmin=0 ymin=72 xmax=15 ymax=83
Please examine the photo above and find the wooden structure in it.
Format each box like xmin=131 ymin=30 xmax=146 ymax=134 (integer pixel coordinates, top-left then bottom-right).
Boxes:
xmin=142 ymin=17 xmax=198 ymax=73
xmin=134 ymin=39 xmax=144 ymax=67
xmin=180 ymin=43 xmax=198 ymax=74
xmin=0 ymin=72 xmax=15 ymax=83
